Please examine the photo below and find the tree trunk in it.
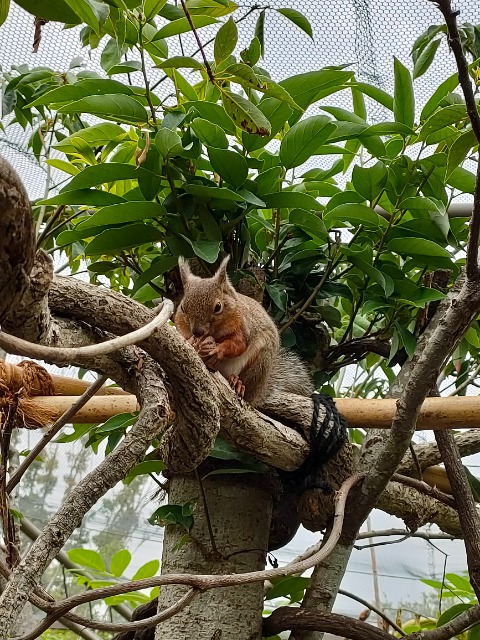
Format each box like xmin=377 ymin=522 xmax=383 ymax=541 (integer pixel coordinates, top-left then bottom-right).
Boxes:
xmin=155 ymin=470 xmax=272 ymax=640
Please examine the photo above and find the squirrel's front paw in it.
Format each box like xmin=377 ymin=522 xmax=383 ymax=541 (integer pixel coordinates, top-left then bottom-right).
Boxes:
xmin=228 ymin=374 xmax=245 ymax=399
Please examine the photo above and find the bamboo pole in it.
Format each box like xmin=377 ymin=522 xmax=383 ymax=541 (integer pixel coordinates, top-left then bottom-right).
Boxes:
xmin=23 ymin=395 xmax=480 ymax=429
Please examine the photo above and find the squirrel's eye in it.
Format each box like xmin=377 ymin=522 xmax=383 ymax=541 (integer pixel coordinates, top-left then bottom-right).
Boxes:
xmin=214 ymin=301 xmax=222 ymax=314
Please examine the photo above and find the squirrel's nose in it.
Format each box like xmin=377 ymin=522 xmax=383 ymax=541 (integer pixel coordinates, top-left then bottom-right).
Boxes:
xmin=192 ymin=325 xmax=208 ymax=338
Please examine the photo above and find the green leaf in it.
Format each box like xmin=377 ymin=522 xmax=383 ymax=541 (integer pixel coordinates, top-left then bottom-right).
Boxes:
xmin=447 ymin=167 xmax=476 ymax=193
xmin=276 ymin=8 xmax=313 ymax=39
xmin=324 ymin=203 xmax=387 ymax=229
xmin=208 ymin=147 xmax=248 ymax=188
xmin=421 ymin=104 xmax=467 ymax=139
xmin=182 ymin=238 xmax=222 ymax=263
xmin=0 ymin=0 xmax=10 ymax=26
xmin=110 ymin=549 xmax=131 ymax=577
xmin=28 ymin=79 xmax=134 ymax=107
xmin=64 ymin=0 xmax=102 ymax=33
xmin=352 ymin=161 xmax=388 ymax=202
xmin=447 ymin=128 xmax=477 ymax=178
xmin=67 ymin=549 xmax=106 ymax=572
xmin=362 ymin=122 xmax=414 ymax=137
xmin=387 ymin=237 xmax=451 ymax=259
xmin=242 ymin=98 xmax=292 ymax=152
xmin=279 ymin=115 xmax=336 ymax=169
xmin=353 ymin=82 xmax=394 ymax=111
xmin=132 ymin=560 xmax=160 ymax=580
xmin=267 ymin=576 xmax=310 ymax=601
xmin=155 ymin=15 xmax=217 ymax=39
xmin=132 ymin=255 xmax=178 ymax=293
xmin=280 ymin=67 xmax=354 ymax=113
xmin=413 ymin=38 xmax=441 ymax=79
xmin=290 ymin=209 xmax=327 ymax=240
xmin=240 ymin=36 xmax=261 ymax=66
xmin=61 ymin=163 xmax=158 ymax=191
xmin=221 ymin=89 xmax=271 ymax=136
xmin=255 ymin=9 xmax=265 ymax=57
xmin=79 ymin=201 xmax=166 ymax=228
xmin=191 ymin=118 xmax=228 ymax=148
xmin=95 ymin=412 xmax=137 ymax=433
xmin=85 ymin=223 xmax=163 ymax=255
xmin=343 ymin=249 xmax=394 ymax=296
xmin=54 ymin=422 xmax=95 ymax=443
xmin=186 ymin=100 xmax=236 ymax=134
xmin=393 ymin=57 xmax=415 ymax=128
xmin=421 ymin=73 xmax=458 ymax=121
xmin=262 ymin=191 xmax=322 ymax=211
xmin=185 ymin=184 xmax=245 ymax=201
xmin=144 ymin=0 xmax=168 ymax=20
xmin=155 ymin=128 xmax=184 ymax=157
xmin=266 ymin=283 xmax=287 ymax=310
xmin=437 ymin=603 xmax=473 ymax=627
xmin=214 ymin=16 xmax=238 ymax=65
xmin=54 ymin=123 xmax=127 ymax=153
xmin=14 ymin=0 xmax=80 ymax=22
xmin=58 ymin=95 xmax=149 ymax=125
xmin=38 ymin=190 xmax=125 ymax=207
xmin=156 ymin=56 xmax=204 ymax=70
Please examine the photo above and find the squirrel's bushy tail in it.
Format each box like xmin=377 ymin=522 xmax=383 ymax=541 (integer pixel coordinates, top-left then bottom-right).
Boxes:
xmin=263 ymin=347 xmax=314 ymax=401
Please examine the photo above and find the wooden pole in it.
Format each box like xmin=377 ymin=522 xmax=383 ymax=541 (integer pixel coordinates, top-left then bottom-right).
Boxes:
xmin=23 ymin=395 xmax=480 ymax=429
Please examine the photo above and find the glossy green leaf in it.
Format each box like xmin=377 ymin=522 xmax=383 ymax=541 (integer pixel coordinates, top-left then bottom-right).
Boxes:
xmin=255 ymin=8 xmax=265 ymax=56
xmin=186 ymin=100 xmax=236 ymax=134
xmin=221 ymin=89 xmax=271 ymax=136
xmin=155 ymin=127 xmax=184 ymax=157
xmin=279 ymin=115 xmax=336 ymax=169
xmin=64 ymin=0 xmax=103 ymax=33
xmin=447 ymin=128 xmax=477 ymax=178
xmin=362 ymin=122 xmax=414 ymax=136
xmin=352 ymin=161 xmax=388 ymax=202
xmin=124 ymin=460 xmax=166 ymax=483
xmin=132 ymin=255 xmax=178 ymax=293
xmin=280 ymin=67 xmax=354 ymax=113
xmin=14 ymin=0 xmax=80 ymax=22
xmin=324 ymin=203 xmax=387 ymax=229
xmin=393 ymin=57 xmax=414 ymax=128
xmin=28 ymin=79 xmax=134 ymax=107
xmin=191 ymin=118 xmax=228 ymax=148
xmin=110 ymin=549 xmax=131 ymax=577
xmin=155 ymin=15 xmax=217 ymax=39
xmin=132 ymin=560 xmax=160 ymax=580
xmin=144 ymin=0 xmax=168 ymax=20
xmin=262 ymin=191 xmax=322 ymax=211
xmin=344 ymin=250 xmax=394 ymax=296
xmin=353 ymin=82 xmax=394 ymax=111
xmin=61 ymin=163 xmax=159 ymax=191
xmin=413 ymin=37 xmax=441 ymax=79
xmin=183 ymin=239 xmax=222 ymax=262
xmin=420 ymin=72 xmax=458 ymax=121
xmin=55 ymin=123 xmax=127 ymax=153
xmin=85 ymin=223 xmax=163 ymax=255
xmin=447 ymin=167 xmax=476 ymax=193
xmin=276 ymin=8 xmax=313 ymax=39
xmin=242 ymin=98 xmax=292 ymax=152
xmin=58 ymin=95 xmax=149 ymax=125
xmin=67 ymin=548 xmax=106 ymax=572
xmin=186 ymin=0 xmax=235 ymax=17
xmin=437 ymin=603 xmax=473 ymax=627
xmin=421 ymin=104 xmax=467 ymax=139
xmin=387 ymin=237 xmax=451 ymax=259
xmin=214 ymin=16 xmax=238 ymax=64
xmin=290 ymin=209 xmax=327 ymax=240
xmin=38 ymin=190 xmax=125 ymax=206
xmin=208 ymin=147 xmax=248 ymax=188
xmin=156 ymin=56 xmax=204 ymax=70
xmin=79 ymin=201 xmax=166 ymax=228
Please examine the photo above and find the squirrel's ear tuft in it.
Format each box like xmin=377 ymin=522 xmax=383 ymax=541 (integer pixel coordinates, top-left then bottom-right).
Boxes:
xmin=178 ymin=256 xmax=191 ymax=286
xmin=214 ymin=255 xmax=231 ymax=287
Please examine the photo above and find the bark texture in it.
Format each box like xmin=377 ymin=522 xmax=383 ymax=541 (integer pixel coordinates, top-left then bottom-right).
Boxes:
xmin=0 ymin=156 xmax=35 ymax=324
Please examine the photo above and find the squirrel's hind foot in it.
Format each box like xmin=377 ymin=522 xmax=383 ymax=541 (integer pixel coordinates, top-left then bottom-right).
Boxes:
xmin=227 ymin=374 xmax=245 ymax=400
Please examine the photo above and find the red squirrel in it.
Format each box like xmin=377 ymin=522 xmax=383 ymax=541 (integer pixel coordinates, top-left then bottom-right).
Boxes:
xmin=174 ymin=256 xmax=313 ymax=406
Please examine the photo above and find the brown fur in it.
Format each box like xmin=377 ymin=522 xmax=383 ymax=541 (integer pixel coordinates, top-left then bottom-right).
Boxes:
xmin=175 ymin=256 xmax=313 ymax=405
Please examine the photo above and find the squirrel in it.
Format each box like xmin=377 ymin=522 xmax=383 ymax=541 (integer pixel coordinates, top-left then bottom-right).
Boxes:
xmin=174 ymin=255 xmax=313 ymax=406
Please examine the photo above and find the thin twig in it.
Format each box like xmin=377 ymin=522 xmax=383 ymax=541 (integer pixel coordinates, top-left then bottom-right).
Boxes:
xmin=280 ymin=264 xmax=332 ymax=334
xmin=432 ymin=0 xmax=480 ymax=280
xmin=179 ymin=0 xmax=215 ymax=83
xmin=337 ymin=588 xmax=406 ymax=636
xmin=0 ymin=299 xmax=174 ymax=364
xmin=7 ymin=374 xmax=108 ymax=493
xmin=391 ymin=473 xmax=456 ymax=509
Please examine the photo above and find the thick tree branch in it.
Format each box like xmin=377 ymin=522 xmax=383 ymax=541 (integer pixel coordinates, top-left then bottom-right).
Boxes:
xmin=0 ymin=156 xmax=35 ymax=324
xmin=399 ymin=429 xmax=480 ymax=475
